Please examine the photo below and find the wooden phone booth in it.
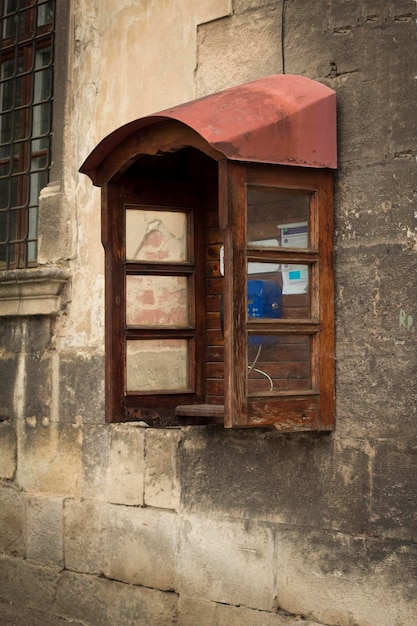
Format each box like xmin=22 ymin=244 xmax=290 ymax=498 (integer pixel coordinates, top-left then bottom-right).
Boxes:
xmin=80 ymin=74 xmax=337 ymax=430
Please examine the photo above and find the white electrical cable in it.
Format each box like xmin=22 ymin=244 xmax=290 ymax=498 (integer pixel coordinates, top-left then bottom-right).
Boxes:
xmin=247 ymin=343 xmax=274 ymax=391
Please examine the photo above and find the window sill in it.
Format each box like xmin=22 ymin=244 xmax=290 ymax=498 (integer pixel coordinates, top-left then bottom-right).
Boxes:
xmin=0 ymin=266 xmax=70 ymax=316
xmin=175 ymin=404 xmax=225 ymax=419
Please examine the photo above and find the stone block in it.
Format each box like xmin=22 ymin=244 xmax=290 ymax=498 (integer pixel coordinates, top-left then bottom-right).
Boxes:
xmin=275 ymin=528 xmax=417 ymax=626
xmin=328 ymin=0 xmax=361 ymax=29
xmin=102 ymin=505 xmax=177 ymax=590
xmin=334 ymin=159 xmax=417 ymax=248
xmin=0 ymin=421 xmax=16 ymax=478
xmin=24 ymin=353 xmax=52 ymax=422
xmin=81 ymin=424 xmax=110 ymax=500
xmin=106 ymin=423 xmax=145 ymax=506
xmin=0 ymin=554 xmax=61 ymax=611
xmin=0 ymin=355 xmax=19 ymax=422
xmin=280 ymin=0 xmax=335 ymax=79
xmin=283 ymin=0 xmax=416 ymax=161
xmin=59 ymin=350 xmax=105 ymax=424
xmin=0 ymin=316 xmax=52 ymax=353
xmin=144 ymin=428 xmax=181 ymax=510
xmin=25 ymin=316 xmax=54 ymax=353
xmin=370 ymin=441 xmax=417 ymax=541
xmin=64 ymin=498 xmax=106 ymax=574
xmin=26 ymin=496 xmax=64 ymax=566
xmin=17 ymin=421 xmax=82 ymax=497
xmin=38 ymin=183 xmax=71 ymax=264
xmin=387 ymin=20 xmax=417 ymax=153
xmin=180 ymin=429 xmax=369 ymax=533
xmin=233 ymin=0 xmax=278 ymax=14
xmin=335 ymin=341 xmax=416 ymax=440
xmin=55 ymin=570 xmax=178 ymax=626
xmin=178 ymin=513 xmax=275 ymax=610
xmin=0 ymin=317 xmax=24 ymax=352
xmin=0 ymin=487 xmax=26 ymax=557
xmin=196 ymin=6 xmax=282 ymax=96
xmin=178 ymin=596 xmax=325 ymax=626
xmin=335 ymin=247 xmax=416 ymax=439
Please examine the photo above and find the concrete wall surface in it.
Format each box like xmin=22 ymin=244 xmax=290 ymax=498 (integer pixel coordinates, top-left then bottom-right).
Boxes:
xmin=0 ymin=1 xmax=416 ymax=625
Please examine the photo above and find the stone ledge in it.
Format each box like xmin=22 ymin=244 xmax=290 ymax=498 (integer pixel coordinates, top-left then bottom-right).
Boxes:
xmin=0 ymin=267 xmax=70 ymax=316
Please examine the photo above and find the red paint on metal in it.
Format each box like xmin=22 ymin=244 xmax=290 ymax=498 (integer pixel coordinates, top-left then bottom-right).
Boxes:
xmin=81 ymin=74 xmax=336 ymax=181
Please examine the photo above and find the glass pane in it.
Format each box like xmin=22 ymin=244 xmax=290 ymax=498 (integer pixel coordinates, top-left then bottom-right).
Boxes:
xmin=247 ymin=334 xmax=311 ymax=395
xmin=9 ymin=208 xmax=17 ymax=240
xmin=18 ymin=9 xmax=28 ymax=36
xmin=0 ymin=156 xmax=10 ymax=176
xmin=33 ymin=67 xmax=52 ymax=103
xmin=10 ymin=175 xmax=24 ymax=206
xmin=3 ymin=14 xmax=17 ymax=40
xmin=32 ymin=102 xmax=51 ymax=136
xmin=126 ymin=275 xmax=189 ymax=327
xmin=0 ymin=112 xmax=12 ymax=142
xmin=0 ymin=179 xmax=9 ymax=208
xmin=126 ymin=209 xmax=188 ymax=262
xmin=32 ymin=137 xmax=48 ymax=152
xmin=0 ymin=243 xmax=6 ymax=264
xmin=31 ymin=152 xmax=48 ymax=171
xmin=3 ymin=0 xmax=18 ymax=14
xmin=35 ymin=46 xmax=52 ymax=69
xmin=28 ymin=205 xmax=37 ymax=238
xmin=13 ymin=143 xmax=25 ymax=173
xmin=15 ymin=108 xmax=29 ymax=140
xmin=247 ymin=262 xmax=310 ymax=319
xmin=15 ymin=75 xmax=27 ymax=107
xmin=37 ymin=1 xmax=54 ymax=28
xmin=1 ymin=58 xmax=15 ymax=79
xmin=0 ymin=78 xmax=14 ymax=111
xmin=30 ymin=170 xmax=47 ymax=205
xmin=0 ymin=210 xmax=7 ymax=242
xmin=247 ymin=187 xmax=311 ymax=250
xmin=27 ymin=240 xmax=37 ymax=263
xmin=126 ymin=339 xmax=189 ymax=392
xmin=6 ymin=242 xmax=15 ymax=264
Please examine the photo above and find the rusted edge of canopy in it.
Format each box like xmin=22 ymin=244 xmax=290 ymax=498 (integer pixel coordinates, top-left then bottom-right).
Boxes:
xmin=80 ymin=74 xmax=337 ymax=184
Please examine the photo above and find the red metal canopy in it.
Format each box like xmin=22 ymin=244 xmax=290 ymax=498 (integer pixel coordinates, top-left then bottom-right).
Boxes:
xmin=81 ymin=74 xmax=337 ymax=182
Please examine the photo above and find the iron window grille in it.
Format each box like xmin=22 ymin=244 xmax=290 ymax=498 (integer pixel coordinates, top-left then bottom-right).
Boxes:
xmin=0 ymin=0 xmax=55 ymax=269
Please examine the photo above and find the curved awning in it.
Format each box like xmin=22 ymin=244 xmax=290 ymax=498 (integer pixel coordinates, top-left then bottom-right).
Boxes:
xmin=80 ymin=74 xmax=337 ymax=184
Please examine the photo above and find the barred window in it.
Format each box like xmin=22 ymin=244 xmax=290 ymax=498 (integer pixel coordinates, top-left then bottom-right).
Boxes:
xmin=0 ymin=0 xmax=54 ymax=269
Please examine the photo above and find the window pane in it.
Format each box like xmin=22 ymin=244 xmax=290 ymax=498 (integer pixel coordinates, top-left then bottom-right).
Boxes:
xmin=8 ymin=207 xmax=17 ymax=240
xmin=0 ymin=111 xmax=12 ymax=142
xmin=37 ymin=1 xmax=54 ymax=27
xmin=126 ymin=275 xmax=189 ymax=327
xmin=126 ymin=339 xmax=189 ymax=392
xmin=1 ymin=58 xmax=15 ymax=80
xmin=0 ymin=209 xmax=7 ymax=242
xmin=247 ymin=334 xmax=311 ymax=395
xmin=0 ymin=178 xmax=9 ymax=208
xmin=247 ymin=187 xmax=311 ymax=250
xmin=2 ymin=14 xmax=17 ymax=40
xmin=126 ymin=209 xmax=188 ymax=262
xmin=247 ymin=262 xmax=310 ymax=319
xmin=28 ymin=205 xmax=37 ymax=238
xmin=34 ymin=67 xmax=52 ymax=102
xmin=30 ymin=152 xmax=48 ymax=170
xmin=35 ymin=46 xmax=52 ymax=69
xmin=27 ymin=239 xmax=36 ymax=263
xmin=32 ymin=102 xmax=51 ymax=136
xmin=31 ymin=136 xmax=48 ymax=152
xmin=0 ymin=152 xmax=10 ymax=176
xmin=30 ymin=170 xmax=47 ymax=204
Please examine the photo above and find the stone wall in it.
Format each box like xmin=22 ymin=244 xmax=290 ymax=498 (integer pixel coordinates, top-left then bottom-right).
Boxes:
xmin=0 ymin=1 xmax=416 ymax=625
